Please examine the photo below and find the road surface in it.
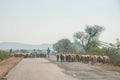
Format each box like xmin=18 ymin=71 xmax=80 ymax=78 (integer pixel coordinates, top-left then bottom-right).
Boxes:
xmin=49 ymin=56 xmax=120 ymax=80
xmin=6 ymin=58 xmax=78 ymax=80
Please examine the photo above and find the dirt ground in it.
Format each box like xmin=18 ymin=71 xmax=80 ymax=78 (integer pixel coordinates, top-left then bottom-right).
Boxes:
xmin=0 ymin=57 xmax=22 ymax=79
xmin=47 ymin=55 xmax=120 ymax=80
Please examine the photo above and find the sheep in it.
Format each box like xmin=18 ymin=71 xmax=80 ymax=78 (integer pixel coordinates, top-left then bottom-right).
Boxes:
xmin=56 ymin=54 xmax=59 ymax=62
xmin=103 ymin=56 xmax=110 ymax=64
xmin=97 ymin=55 xmax=104 ymax=63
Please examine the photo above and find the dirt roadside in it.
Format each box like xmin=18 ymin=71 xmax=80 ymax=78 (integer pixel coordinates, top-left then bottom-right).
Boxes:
xmin=0 ymin=57 xmax=23 ymax=79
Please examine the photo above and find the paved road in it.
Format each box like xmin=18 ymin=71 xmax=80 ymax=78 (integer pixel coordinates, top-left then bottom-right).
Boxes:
xmin=49 ymin=56 xmax=120 ymax=80
xmin=6 ymin=58 xmax=78 ymax=80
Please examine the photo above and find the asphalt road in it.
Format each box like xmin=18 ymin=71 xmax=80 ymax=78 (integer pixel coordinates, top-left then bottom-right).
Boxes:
xmin=6 ymin=58 xmax=78 ymax=80
xmin=49 ymin=56 xmax=120 ymax=80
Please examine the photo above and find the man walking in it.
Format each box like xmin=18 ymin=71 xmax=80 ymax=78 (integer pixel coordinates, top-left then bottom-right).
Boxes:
xmin=47 ymin=47 xmax=50 ymax=58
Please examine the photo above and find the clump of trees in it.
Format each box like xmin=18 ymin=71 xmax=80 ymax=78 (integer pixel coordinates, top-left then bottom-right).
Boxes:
xmin=0 ymin=50 xmax=9 ymax=61
xmin=53 ymin=25 xmax=105 ymax=54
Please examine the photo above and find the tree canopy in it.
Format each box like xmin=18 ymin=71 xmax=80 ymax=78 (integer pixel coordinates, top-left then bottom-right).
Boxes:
xmin=53 ymin=39 xmax=76 ymax=53
xmin=74 ymin=25 xmax=105 ymax=52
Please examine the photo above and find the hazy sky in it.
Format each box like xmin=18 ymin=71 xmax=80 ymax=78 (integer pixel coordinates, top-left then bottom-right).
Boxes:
xmin=0 ymin=0 xmax=120 ymax=44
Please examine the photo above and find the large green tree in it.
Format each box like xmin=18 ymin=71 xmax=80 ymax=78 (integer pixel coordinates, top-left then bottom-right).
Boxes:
xmin=53 ymin=39 xmax=76 ymax=53
xmin=74 ymin=25 xmax=104 ymax=52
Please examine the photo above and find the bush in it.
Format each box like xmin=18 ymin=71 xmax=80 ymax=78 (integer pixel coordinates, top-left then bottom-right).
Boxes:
xmin=0 ymin=50 xmax=9 ymax=60
xmin=113 ymin=54 xmax=120 ymax=66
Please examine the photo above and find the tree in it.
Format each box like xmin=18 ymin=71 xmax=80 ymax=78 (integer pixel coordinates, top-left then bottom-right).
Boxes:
xmin=53 ymin=39 xmax=75 ymax=53
xmin=74 ymin=25 xmax=104 ymax=52
xmin=53 ymin=43 xmax=60 ymax=53
xmin=33 ymin=49 xmax=36 ymax=52
xmin=9 ymin=48 xmax=13 ymax=53
xmin=19 ymin=49 xmax=29 ymax=53
xmin=116 ymin=38 xmax=120 ymax=49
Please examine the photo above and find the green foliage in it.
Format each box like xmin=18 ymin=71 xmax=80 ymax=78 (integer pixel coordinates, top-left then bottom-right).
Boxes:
xmin=114 ymin=54 xmax=120 ymax=66
xmin=37 ymin=49 xmax=42 ymax=53
xmin=72 ymin=41 xmax=85 ymax=54
xmin=0 ymin=50 xmax=9 ymax=60
xmin=53 ymin=43 xmax=60 ymax=53
xmin=53 ymin=39 xmax=76 ymax=53
xmin=87 ymin=47 xmax=102 ymax=55
xmin=9 ymin=48 xmax=12 ymax=53
xmin=100 ymin=41 xmax=120 ymax=66
xmin=14 ymin=49 xmax=29 ymax=53
xmin=74 ymin=25 xmax=104 ymax=52
xmin=85 ymin=25 xmax=104 ymax=37
xmin=20 ymin=49 xmax=29 ymax=53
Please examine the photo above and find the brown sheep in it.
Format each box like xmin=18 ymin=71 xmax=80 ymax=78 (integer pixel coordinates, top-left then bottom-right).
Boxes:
xmin=65 ymin=54 xmax=69 ymax=62
xmin=68 ymin=54 xmax=72 ymax=62
xmin=71 ymin=54 xmax=76 ymax=62
xmin=80 ymin=55 xmax=84 ymax=63
xmin=56 ymin=54 xmax=59 ymax=62
xmin=103 ymin=56 xmax=110 ymax=64
xmin=90 ymin=55 xmax=98 ymax=65
xmin=97 ymin=55 xmax=103 ymax=63
xmin=60 ymin=54 xmax=65 ymax=62
xmin=76 ymin=54 xmax=81 ymax=62
xmin=86 ymin=55 xmax=90 ymax=64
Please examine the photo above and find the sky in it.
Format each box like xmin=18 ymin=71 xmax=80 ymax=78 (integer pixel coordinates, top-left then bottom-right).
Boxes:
xmin=0 ymin=0 xmax=120 ymax=44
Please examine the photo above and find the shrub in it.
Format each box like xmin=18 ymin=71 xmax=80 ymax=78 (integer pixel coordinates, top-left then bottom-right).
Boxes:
xmin=0 ymin=50 xmax=9 ymax=60
xmin=113 ymin=54 xmax=120 ymax=66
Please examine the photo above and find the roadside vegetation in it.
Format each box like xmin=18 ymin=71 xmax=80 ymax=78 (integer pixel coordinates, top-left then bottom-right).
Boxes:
xmin=53 ymin=25 xmax=120 ymax=66
xmin=0 ymin=50 xmax=9 ymax=61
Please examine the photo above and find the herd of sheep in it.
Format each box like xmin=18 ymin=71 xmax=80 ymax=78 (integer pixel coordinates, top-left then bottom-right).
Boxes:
xmin=56 ymin=54 xmax=110 ymax=65
xmin=9 ymin=53 xmax=47 ymax=58
xmin=9 ymin=53 xmax=110 ymax=65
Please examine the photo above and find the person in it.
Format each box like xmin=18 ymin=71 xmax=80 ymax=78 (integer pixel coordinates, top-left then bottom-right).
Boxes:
xmin=64 ymin=47 xmax=69 ymax=54
xmin=47 ymin=47 xmax=50 ymax=58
